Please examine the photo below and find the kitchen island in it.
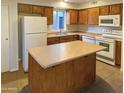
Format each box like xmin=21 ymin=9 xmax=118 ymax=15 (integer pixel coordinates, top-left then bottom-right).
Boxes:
xmin=28 ymin=41 xmax=105 ymax=93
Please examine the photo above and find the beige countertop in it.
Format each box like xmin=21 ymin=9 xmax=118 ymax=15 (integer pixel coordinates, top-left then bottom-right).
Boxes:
xmin=28 ymin=41 xmax=105 ymax=69
xmin=47 ymin=31 xmax=122 ymax=41
xmin=47 ymin=31 xmax=102 ymax=38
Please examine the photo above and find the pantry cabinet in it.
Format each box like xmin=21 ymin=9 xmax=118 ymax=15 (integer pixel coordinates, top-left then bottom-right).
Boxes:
xmin=44 ymin=7 xmax=53 ymax=25
xmin=88 ymin=7 xmax=99 ymax=25
xmin=78 ymin=9 xmax=88 ymax=25
xmin=32 ymin=5 xmax=44 ymax=16
xmin=67 ymin=9 xmax=78 ymax=24
xmin=99 ymin=6 xmax=109 ymax=15
xmin=18 ymin=3 xmax=32 ymax=14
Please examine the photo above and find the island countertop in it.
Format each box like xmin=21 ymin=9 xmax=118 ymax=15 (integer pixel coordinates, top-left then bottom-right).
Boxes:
xmin=28 ymin=41 xmax=105 ymax=69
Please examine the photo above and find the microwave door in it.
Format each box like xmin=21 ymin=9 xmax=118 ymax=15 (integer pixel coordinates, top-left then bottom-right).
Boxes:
xmin=99 ymin=15 xmax=120 ymax=27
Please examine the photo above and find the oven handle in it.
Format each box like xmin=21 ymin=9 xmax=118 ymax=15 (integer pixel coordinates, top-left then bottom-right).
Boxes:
xmin=96 ymin=40 xmax=115 ymax=43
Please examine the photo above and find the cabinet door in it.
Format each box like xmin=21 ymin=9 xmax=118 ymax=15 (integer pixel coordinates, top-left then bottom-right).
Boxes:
xmin=44 ymin=7 xmax=53 ymax=25
xmin=47 ymin=37 xmax=60 ymax=45
xmin=109 ymin=4 xmax=122 ymax=15
xmin=18 ymin=3 xmax=32 ymax=14
xmin=115 ymin=41 xmax=121 ymax=66
xmin=88 ymin=7 xmax=99 ymax=25
xmin=99 ymin=6 xmax=109 ymax=15
xmin=68 ymin=10 xmax=78 ymax=24
xmin=79 ymin=9 xmax=88 ymax=25
xmin=32 ymin=5 xmax=44 ymax=16
xmin=60 ymin=35 xmax=74 ymax=43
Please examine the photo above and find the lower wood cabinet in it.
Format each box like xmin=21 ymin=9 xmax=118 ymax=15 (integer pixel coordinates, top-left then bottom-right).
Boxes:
xmin=47 ymin=35 xmax=80 ymax=45
xmin=73 ymin=35 xmax=80 ymax=40
xmin=60 ymin=35 xmax=74 ymax=43
xmin=115 ymin=41 xmax=121 ymax=66
xmin=47 ymin=37 xmax=60 ymax=45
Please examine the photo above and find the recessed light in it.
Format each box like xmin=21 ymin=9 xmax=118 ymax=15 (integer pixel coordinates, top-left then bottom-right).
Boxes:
xmin=64 ymin=0 xmax=68 ymax=2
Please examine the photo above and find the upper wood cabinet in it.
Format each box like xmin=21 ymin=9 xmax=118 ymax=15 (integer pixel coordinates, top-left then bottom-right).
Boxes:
xmin=44 ymin=7 xmax=53 ymax=25
xmin=99 ymin=6 xmax=109 ymax=15
xmin=79 ymin=9 xmax=88 ymax=25
xmin=32 ymin=5 xmax=44 ymax=16
xmin=18 ymin=3 xmax=32 ymax=14
xmin=109 ymin=4 xmax=122 ymax=15
xmin=67 ymin=9 xmax=78 ymax=24
xmin=88 ymin=7 xmax=99 ymax=25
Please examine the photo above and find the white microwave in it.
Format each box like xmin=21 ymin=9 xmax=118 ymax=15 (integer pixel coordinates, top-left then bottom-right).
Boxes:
xmin=99 ymin=15 xmax=120 ymax=27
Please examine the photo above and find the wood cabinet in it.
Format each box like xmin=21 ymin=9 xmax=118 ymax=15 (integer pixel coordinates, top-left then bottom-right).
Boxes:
xmin=29 ymin=53 xmax=96 ymax=93
xmin=99 ymin=6 xmax=109 ymax=15
xmin=73 ymin=35 xmax=80 ymax=40
xmin=67 ymin=9 xmax=78 ymax=24
xmin=109 ymin=4 xmax=122 ymax=15
xmin=32 ymin=5 xmax=44 ymax=15
xmin=60 ymin=35 xmax=74 ymax=43
xmin=47 ymin=37 xmax=60 ymax=45
xmin=18 ymin=3 xmax=53 ymax=25
xmin=47 ymin=35 xmax=80 ymax=45
xmin=115 ymin=41 xmax=121 ymax=66
xmin=79 ymin=9 xmax=88 ymax=25
xmin=88 ymin=7 xmax=99 ymax=25
xmin=44 ymin=7 xmax=53 ymax=25
xmin=18 ymin=3 xmax=32 ymax=14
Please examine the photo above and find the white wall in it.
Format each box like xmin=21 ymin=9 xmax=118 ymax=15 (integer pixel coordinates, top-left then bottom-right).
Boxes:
xmin=1 ymin=0 xmax=18 ymax=72
xmin=78 ymin=0 xmax=123 ymax=9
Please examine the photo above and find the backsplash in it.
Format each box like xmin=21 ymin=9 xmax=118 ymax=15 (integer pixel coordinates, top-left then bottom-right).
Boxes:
xmin=67 ymin=25 xmax=122 ymax=34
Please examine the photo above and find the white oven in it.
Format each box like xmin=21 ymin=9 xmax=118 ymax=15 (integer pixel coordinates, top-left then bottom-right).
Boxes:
xmin=99 ymin=15 xmax=120 ymax=27
xmin=96 ymin=38 xmax=115 ymax=65
xmin=82 ymin=35 xmax=96 ymax=44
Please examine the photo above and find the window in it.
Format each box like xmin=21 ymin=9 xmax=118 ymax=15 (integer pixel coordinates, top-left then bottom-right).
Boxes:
xmin=52 ymin=9 xmax=66 ymax=31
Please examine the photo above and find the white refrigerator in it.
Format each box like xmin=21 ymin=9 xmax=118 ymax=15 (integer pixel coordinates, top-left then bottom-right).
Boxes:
xmin=22 ymin=16 xmax=47 ymax=72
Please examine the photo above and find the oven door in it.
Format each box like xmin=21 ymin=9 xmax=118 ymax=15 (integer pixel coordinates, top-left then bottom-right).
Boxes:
xmin=96 ymin=40 xmax=115 ymax=59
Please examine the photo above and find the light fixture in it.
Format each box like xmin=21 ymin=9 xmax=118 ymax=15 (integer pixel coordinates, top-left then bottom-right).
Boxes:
xmin=64 ymin=0 xmax=68 ymax=2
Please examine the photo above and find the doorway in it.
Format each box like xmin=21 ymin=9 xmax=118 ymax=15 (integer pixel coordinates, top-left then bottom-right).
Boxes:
xmin=1 ymin=5 xmax=10 ymax=72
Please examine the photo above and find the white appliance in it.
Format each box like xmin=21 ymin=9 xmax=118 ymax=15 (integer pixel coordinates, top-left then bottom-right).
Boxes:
xmin=22 ymin=16 xmax=47 ymax=72
xmin=96 ymin=38 xmax=115 ymax=65
xmin=82 ymin=35 xmax=96 ymax=44
xmin=99 ymin=15 xmax=120 ymax=27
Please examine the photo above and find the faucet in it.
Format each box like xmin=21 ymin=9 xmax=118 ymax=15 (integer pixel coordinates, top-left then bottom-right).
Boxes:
xmin=60 ymin=29 xmax=62 ymax=33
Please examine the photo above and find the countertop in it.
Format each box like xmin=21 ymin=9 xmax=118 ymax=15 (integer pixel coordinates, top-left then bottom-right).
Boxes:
xmin=28 ymin=41 xmax=105 ymax=69
xmin=47 ymin=31 xmax=101 ymax=38
xmin=47 ymin=31 xmax=122 ymax=41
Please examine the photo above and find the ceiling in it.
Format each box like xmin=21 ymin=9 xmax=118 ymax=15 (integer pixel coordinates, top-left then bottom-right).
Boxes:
xmin=63 ymin=0 xmax=94 ymax=3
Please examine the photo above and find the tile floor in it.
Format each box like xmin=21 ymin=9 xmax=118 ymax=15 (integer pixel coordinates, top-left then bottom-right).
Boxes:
xmin=1 ymin=61 xmax=123 ymax=93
